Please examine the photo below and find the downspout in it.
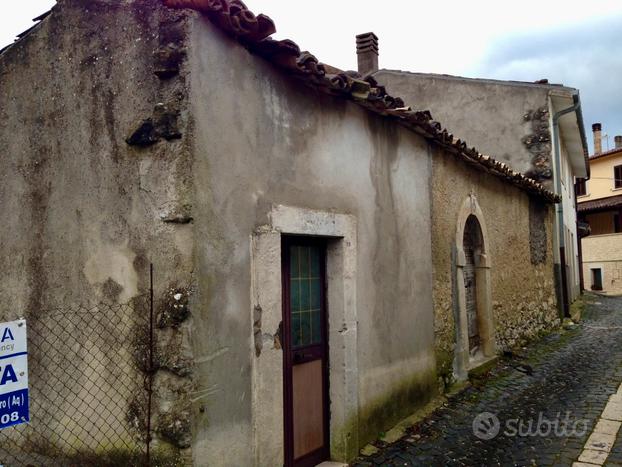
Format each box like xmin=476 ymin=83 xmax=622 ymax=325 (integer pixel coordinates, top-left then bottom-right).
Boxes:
xmin=551 ymin=94 xmax=580 ymax=319
xmin=575 ymin=186 xmax=585 ymax=293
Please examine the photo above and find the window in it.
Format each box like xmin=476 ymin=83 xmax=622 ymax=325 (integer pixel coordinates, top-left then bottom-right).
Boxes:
xmin=615 ymin=214 xmax=621 ymax=233
xmin=576 ymin=178 xmax=587 ymax=196
xmin=615 ymin=165 xmax=622 ymax=189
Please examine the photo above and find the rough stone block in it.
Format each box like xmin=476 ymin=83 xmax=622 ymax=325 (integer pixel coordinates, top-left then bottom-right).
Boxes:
xmin=585 ymin=431 xmax=616 ymax=452
xmin=578 ymin=448 xmax=608 ymax=464
xmin=602 ymin=402 xmax=622 ymax=422
xmin=593 ymin=419 xmax=621 ymax=436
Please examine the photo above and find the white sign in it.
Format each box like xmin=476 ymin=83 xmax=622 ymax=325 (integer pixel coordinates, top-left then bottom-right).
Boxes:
xmin=0 ymin=320 xmax=29 ymax=429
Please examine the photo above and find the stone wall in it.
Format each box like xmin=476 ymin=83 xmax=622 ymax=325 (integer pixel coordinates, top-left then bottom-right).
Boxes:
xmin=582 ymin=233 xmax=622 ymax=294
xmin=430 ymin=146 xmax=558 ymax=387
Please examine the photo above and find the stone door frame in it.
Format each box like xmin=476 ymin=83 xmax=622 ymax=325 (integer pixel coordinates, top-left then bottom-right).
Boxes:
xmin=453 ymin=195 xmax=495 ymax=380
xmin=250 ymin=204 xmax=358 ymax=466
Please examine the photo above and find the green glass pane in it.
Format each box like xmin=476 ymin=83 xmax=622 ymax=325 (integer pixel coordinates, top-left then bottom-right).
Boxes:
xmin=291 ymin=313 xmax=301 ymax=347
xmin=300 ymin=279 xmax=310 ymax=310
xmin=310 ymin=247 xmax=320 ymax=277
xmin=290 ymin=279 xmax=300 ymax=311
xmin=290 ymin=246 xmax=299 ymax=279
xmin=311 ymin=308 xmax=321 ymax=344
xmin=310 ymin=278 xmax=321 ymax=309
xmin=288 ymin=243 xmax=324 ymax=348
xmin=300 ymin=312 xmax=311 ymax=346
xmin=300 ymin=247 xmax=309 ymax=278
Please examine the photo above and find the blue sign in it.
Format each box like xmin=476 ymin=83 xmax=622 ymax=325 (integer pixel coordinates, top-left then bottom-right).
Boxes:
xmin=0 ymin=320 xmax=29 ymax=429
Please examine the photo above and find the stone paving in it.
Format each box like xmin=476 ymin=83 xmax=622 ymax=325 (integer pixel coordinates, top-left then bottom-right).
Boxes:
xmin=608 ymin=423 xmax=622 ymax=466
xmin=352 ymin=294 xmax=622 ymax=467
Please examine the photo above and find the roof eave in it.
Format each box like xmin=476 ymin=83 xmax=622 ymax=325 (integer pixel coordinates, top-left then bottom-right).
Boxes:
xmin=550 ymin=91 xmax=589 ymax=179
xmin=589 ymin=147 xmax=622 ymax=162
xmin=162 ymin=0 xmax=560 ymax=204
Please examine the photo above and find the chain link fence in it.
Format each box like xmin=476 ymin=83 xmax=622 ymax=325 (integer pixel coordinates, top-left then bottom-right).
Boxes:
xmin=0 ymin=294 xmax=155 ymax=467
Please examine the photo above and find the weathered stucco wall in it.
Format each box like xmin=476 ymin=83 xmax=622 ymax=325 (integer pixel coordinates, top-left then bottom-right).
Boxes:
xmin=0 ymin=0 xmax=195 ymax=462
xmin=373 ymin=71 xmax=553 ymax=187
xmin=430 ymin=146 xmax=558 ymax=385
xmin=187 ymin=17 xmax=436 ymax=466
xmin=582 ymin=234 xmax=622 ymax=294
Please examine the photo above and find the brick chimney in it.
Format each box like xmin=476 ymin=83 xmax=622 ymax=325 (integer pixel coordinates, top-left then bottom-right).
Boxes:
xmin=593 ymin=123 xmax=602 ymax=155
xmin=615 ymin=135 xmax=622 ymax=150
xmin=356 ymin=32 xmax=378 ymax=76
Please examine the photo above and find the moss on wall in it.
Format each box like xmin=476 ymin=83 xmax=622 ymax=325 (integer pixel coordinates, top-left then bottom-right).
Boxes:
xmin=356 ymin=370 xmax=437 ymax=452
xmin=328 ymin=368 xmax=436 ymax=461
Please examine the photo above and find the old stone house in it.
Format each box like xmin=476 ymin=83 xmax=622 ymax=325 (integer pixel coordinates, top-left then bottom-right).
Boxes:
xmin=578 ymin=124 xmax=622 ymax=293
xmin=372 ymin=67 xmax=589 ymax=319
xmin=0 ymin=1 xmax=563 ymax=466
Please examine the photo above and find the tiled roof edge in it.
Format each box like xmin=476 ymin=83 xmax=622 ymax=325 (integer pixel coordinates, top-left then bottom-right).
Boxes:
xmin=589 ymin=146 xmax=622 ymax=162
xmin=0 ymin=8 xmax=53 ymax=57
xmin=162 ymin=0 xmax=560 ymax=204
xmin=578 ymin=193 xmax=622 ymax=213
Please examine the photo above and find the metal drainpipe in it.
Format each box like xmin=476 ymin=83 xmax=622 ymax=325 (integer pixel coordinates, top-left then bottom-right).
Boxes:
xmin=575 ymin=185 xmax=585 ymax=293
xmin=552 ymin=94 xmax=580 ymax=319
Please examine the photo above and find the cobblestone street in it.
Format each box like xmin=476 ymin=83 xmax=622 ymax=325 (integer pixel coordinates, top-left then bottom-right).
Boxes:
xmin=352 ymin=294 xmax=622 ymax=467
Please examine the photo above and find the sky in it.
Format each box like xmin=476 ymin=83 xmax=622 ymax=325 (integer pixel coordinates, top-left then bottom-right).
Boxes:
xmin=2 ymin=0 xmax=622 ymax=152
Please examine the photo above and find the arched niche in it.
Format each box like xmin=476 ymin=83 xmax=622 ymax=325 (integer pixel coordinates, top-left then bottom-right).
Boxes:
xmin=453 ymin=195 xmax=495 ymax=380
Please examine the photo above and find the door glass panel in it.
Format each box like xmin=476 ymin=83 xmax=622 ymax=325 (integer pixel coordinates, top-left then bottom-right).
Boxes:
xmin=290 ymin=245 xmax=323 ymax=348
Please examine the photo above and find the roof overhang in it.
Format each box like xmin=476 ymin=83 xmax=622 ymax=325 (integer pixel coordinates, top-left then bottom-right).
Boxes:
xmin=550 ymin=91 xmax=589 ymax=179
xmin=578 ymin=193 xmax=622 ymax=214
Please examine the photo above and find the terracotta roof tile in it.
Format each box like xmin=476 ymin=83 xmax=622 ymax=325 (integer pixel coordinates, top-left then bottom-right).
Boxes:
xmin=162 ymin=0 xmax=560 ymax=203
xmin=589 ymin=146 xmax=622 ymax=162
xmin=578 ymin=194 xmax=622 ymax=213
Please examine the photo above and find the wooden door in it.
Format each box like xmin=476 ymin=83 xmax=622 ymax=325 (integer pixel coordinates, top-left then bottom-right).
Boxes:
xmin=282 ymin=237 xmax=329 ymax=467
xmin=464 ymin=243 xmax=479 ymax=352
xmin=463 ymin=216 xmax=481 ymax=354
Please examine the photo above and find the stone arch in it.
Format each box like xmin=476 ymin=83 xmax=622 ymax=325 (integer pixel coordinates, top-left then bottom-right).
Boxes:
xmin=453 ymin=195 xmax=495 ymax=380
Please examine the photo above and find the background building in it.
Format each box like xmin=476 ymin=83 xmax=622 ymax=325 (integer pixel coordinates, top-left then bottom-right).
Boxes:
xmin=578 ymin=124 xmax=622 ymax=293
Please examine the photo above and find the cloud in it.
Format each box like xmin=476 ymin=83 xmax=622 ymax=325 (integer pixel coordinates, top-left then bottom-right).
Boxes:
xmin=470 ymin=14 xmax=622 ymax=151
